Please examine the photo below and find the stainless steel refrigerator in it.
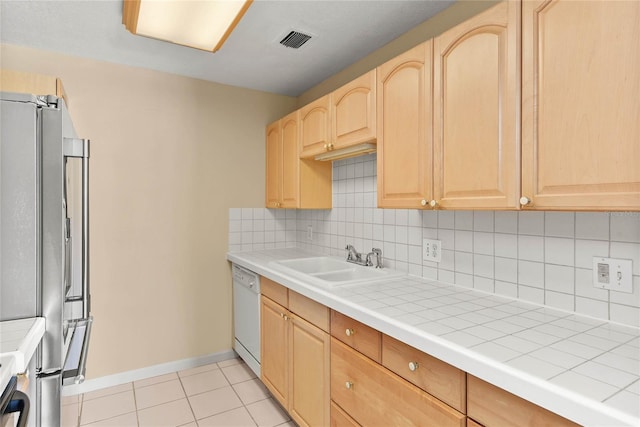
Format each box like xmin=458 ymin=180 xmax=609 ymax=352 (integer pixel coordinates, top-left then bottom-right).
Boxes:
xmin=1 ymin=92 xmax=92 ymax=426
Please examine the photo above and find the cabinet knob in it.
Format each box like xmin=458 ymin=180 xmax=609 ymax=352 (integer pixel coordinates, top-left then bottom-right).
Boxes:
xmin=519 ymin=196 xmax=531 ymax=206
xmin=345 ymin=328 xmax=355 ymax=337
xmin=345 ymin=381 xmax=354 ymax=390
xmin=429 ymin=200 xmax=438 ymax=208
xmin=408 ymin=361 xmax=419 ymax=372
xmin=421 ymin=199 xmax=428 ymax=206
xmin=324 ymin=143 xmax=329 ymax=149
xmin=329 ymin=143 xmax=334 ymax=150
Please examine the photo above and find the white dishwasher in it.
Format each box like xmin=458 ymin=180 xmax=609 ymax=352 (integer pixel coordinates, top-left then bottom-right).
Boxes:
xmin=232 ymin=264 xmax=261 ymax=377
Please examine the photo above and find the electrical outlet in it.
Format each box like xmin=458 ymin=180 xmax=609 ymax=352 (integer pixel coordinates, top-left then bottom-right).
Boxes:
xmin=306 ymin=225 xmax=313 ymax=241
xmin=423 ymin=239 xmax=442 ymax=262
xmin=592 ymin=257 xmax=633 ymax=293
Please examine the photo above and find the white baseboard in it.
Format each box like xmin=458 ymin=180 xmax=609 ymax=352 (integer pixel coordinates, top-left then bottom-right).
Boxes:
xmin=63 ymin=349 xmax=237 ymax=396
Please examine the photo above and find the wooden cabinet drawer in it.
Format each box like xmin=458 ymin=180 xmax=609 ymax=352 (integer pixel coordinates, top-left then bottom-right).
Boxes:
xmin=467 ymin=419 xmax=483 ymax=427
xmin=331 ymin=311 xmax=381 ymax=362
xmin=289 ymin=290 xmax=330 ymax=332
xmin=382 ymin=334 xmax=466 ymax=413
xmin=467 ymin=375 xmax=579 ymax=427
xmin=331 ymin=338 xmax=465 ymax=427
xmin=331 ymin=401 xmax=361 ymax=427
xmin=261 ymin=277 xmax=288 ymax=307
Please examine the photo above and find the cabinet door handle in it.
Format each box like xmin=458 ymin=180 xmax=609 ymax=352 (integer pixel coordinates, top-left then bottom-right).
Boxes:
xmin=429 ymin=199 xmax=438 ymax=208
xmin=519 ymin=196 xmax=531 ymax=207
xmin=345 ymin=381 xmax=354 ymax=390
xmin=421 ymin=199 xmax=428 ymax=206
xmin=408 ymin=361 xmax=419 ymax=372
xmin=345 ymin=328 xmax=355 ymax=337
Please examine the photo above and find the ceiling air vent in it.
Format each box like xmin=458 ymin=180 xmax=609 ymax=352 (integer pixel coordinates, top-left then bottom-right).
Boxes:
xmin=279 ymin=31 xmax=312 ymax=49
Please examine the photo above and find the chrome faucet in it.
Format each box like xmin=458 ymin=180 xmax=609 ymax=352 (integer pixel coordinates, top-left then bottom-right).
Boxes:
xmin=368 ymin=248 xmax=383 ymax=268
xmin=346 ymin=245 xmax=382 ymax=268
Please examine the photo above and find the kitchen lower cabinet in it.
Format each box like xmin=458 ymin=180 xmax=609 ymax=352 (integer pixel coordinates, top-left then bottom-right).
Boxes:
xmin=432 ymin=1 xmax=520 ymax=210
xmin=330 ymin=400 xmax=360 ymax=427
xmin=331 ymin=338 xmax=465 ymax=427
xmin=260 ymin=279 xmax=330 ymax=427
xmin=467 ymin=375 xmax=578 ymax=427
xmin=521 ymin=0 xmax=640 ymax=210
xmin=381 ymin=334 xmax=466 ymax=413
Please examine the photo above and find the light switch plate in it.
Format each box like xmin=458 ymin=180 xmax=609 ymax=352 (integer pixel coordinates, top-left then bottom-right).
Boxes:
xmin=423 ymin=239 xmax=442 ymax=262
xmin=592 ymin=257 xmax=633 ymax=293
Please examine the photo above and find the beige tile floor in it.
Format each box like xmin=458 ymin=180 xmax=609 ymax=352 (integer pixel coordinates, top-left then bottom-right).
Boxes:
xmin=61 ymin=358 xmax=296 ymax=427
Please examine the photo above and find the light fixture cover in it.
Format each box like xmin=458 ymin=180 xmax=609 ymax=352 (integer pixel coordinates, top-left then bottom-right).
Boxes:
xmin=122 ymin=0 xmax=252 ymax=52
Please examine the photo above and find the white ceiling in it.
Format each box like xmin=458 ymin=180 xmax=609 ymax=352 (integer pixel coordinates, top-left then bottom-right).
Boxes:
xmin=0 ymin=0 xmax=454 ymax=97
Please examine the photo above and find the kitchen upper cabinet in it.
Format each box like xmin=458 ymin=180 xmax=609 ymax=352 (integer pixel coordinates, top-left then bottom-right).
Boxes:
xmin=265 ymin=112 xmax=332 ymax=209
xmin=521 ymin=0 xmax=640 ymax=210
xmin=260 ymin=279 xmax=330 ymax=427
xmin=0 ymin=69 xmax=68 ymax=106
xmin=331 ymin=70 xmax=376 ymax=150
xmin=433 ymin=1 xmax=520 ymax=210
xmin=299 ymin=95 xmax=332 ymax=158
xmin=377 ymin=41 xmax=434 ymax=208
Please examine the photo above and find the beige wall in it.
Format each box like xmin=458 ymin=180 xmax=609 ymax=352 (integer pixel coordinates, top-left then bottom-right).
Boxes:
xmin=297 ymin=0 xmax=500 ymax=106
xmin=1 ymin=44 xmax=296 ymax=378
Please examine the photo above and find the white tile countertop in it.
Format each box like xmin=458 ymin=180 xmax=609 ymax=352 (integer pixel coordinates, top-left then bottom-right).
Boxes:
xmin=0 ymin=317 xmax=46 ymax=394
xmin=228 ymin=248 xmax=640 ymax=427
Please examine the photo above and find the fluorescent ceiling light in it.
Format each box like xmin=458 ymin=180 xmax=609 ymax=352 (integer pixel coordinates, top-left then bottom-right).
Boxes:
xmin=123 ymin=0 xmax=252 ymax=52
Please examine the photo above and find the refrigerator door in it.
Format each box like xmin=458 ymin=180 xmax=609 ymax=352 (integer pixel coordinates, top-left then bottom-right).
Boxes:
xmin=0 ymin=96 xmax=40 ymax=320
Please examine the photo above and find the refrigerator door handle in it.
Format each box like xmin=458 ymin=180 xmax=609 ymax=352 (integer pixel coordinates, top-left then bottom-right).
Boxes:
xmin=63 ymin=138 xmax=90 ymax=319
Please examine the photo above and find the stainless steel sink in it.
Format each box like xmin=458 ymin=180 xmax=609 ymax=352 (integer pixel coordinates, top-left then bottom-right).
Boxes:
xmin=270 ymin=256 xmax=405 ymax=288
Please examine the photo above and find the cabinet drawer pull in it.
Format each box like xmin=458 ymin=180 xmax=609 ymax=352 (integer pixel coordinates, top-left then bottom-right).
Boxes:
xmin=408 ymin=361 xmax=419 ymax=372
xmin=345 ymin=328 xmax=355 ymax=337
xmin=345 ymin=381 xmax=354 ymax=390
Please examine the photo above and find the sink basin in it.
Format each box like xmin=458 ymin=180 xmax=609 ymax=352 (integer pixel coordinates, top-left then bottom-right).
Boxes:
xmin=270 ymin=256 xmax=405 ymax=288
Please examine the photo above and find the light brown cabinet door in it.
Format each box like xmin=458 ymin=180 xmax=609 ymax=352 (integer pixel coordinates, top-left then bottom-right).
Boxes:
xmin=433 ymin=1 xmax=520 ymax=210
xmin=521 ymin=0 xmax=640 ymax=210
xmin=281 ymin=112 xmax=300 ymax=208
xmin=260 ymin=296 xmax=289 ymax=408
xmin=332 ymin=70 xmax=376 ymax=150
xmin=300 ymin=95 xmax=331 ymax=158
xmin=331 ymin=401 xmax=361 ymax=427
xmin=265 ymin=121 xmax=282 ymax=209
xmin=289 ymin=315 xmax=330 ymax=427
xmin=377 ymin=41 xmax=433 ymax=208
xmin=331 ymin=338 xmax=465 ymax=427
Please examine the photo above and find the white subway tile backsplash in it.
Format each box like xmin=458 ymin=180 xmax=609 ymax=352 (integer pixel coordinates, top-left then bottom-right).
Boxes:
xmin=495 ymin=257 xmax=518 ymax=283
xmin=544 ymin=237 xmax=574 ymax=266
xmin=438 ymin=211 xmax=455 ymax=229
xmin=519 ymin=211 xmax=544 ymax=236
xmin=518 ymin=235 xmax=544 ymax=262
xmin=455 ymin=211 xmax=473 ymax=230
xmin=518 ymin=260 xmax=544 ymax=288
xmin=610 ymin=213 xmax=640 ymax=243
xmin=474 ymin=232 xmax=494 ymax=255
xmin=455 ymin=230 xmax=473 ymax=252
xmin=576 ymin=212 xmax=610 ymax=241
xmin=228 ymin=156 xmax=640 ymax=327
xmin=474 ymin=211 xmax=494 ymax=232
xmin=610 ymin=242 xmax=640 ymax=275
xmin=495 ymin=211 xmax=518 ymax=234
xmin=495 ymin=233 xmax=518 ymax=259
xmin=545 ymin=265 xmax=574 ymax=294
xmin=544 ymin=212 xmax=575 ymax=238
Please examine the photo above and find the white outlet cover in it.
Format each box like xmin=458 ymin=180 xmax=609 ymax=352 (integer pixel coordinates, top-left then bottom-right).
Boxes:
xmin=592 ymin=257 xmax=633 ymax=293
xmin=423 ymin=239 xmax=442 ymax=263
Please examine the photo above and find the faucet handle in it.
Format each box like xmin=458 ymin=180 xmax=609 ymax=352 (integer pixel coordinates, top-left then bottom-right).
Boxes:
xmin=371 ymin=247 xmax=383 ymax=268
